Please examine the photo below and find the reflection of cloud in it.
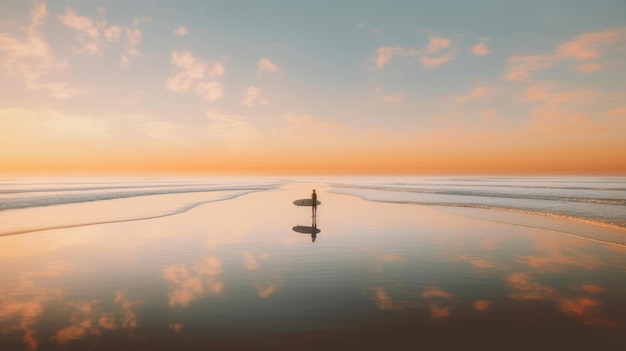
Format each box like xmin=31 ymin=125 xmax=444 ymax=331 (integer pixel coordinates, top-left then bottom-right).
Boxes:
xmin=169 ymin=323 xmax=183 ymax=333
xmin=504 ymin=272 xmax=620 ymax=328
xmin=517 ymin=252 xmax=600 ymax=273
xmin=372 ymin=287 xmax=422 ymax=311
xmin=114 ymin=291 xmax=138 ymax=329
xmin=373 ymin=254 xmax=405 ymax=272
xmin=504 ymin=272 xmax=556 ymax=300
xmin=372 ymin=285 xmax=457 ymax=319
xmin=241 ymin=251 xmax=268 ymax=270
xmin=421 ymin=287 xmax=455 ymax=301
xmin=50 ymin=292 xmax=139 ymax=346
xmin=421 ymin=287 xmax=455 ymax=319
xmin=558 ymin=297 xmax=616 ymax=328
xmin=428 ymin=303 xmax=451 ymax=319
xmin=162 ymin=256 xmax=223 ymax=308
xmin=374 ymin=287 xmax=394 ymax=310
xmin=573 ymin=284 xmax=604 ymax=294
xmin=455 ymin=255 xmax=503 ymax=270
xmin=473 ymin=300 xmax=491 ymax=312
xmin=51 ymin=318 xmax=99 ymax=346
xmin=0 ymin=263 xmax=67 ymax=350
xmin=254 ymin=277 xmax=282 ymax=299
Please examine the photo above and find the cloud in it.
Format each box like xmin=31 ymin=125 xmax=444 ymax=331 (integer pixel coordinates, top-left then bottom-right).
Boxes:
xmin=58 ymin=7 xmax=147 ymax=67
xmin=454 ymin=86 xmax=498 ymax=103
xmin=206 ymin=111 xmax=260 ymax=149
xmin=425 ymin=35 xmax=451 ymax=54
xmin=502 ymin=54 xmax=557 ymax=82
xmin=255 ymin=58 xmax=281 ymax=77
xmin=243 ymin=86 xmax=268 ymax=106
xmin=375 ymin=86 xmax=405 ymax=103
xmin=515 ymin=81 xmax=601 ymax=106
xmin=472 ymin=37 xmax=491 ymax=55
xmin=420 ymin=48 xmax=458 ymax=69
xmin=367 ymin=35 xmax=457 ymax=70
xmin=515 ymin=80 xmax=606 ymax=136
xmin=0 ymin=2 xmax=85 ymax=98
xmin=172 ymin=25 xmax=187 ymax=36
xmin=570 ymin=62 xmax=602 ymax=73
xmin=503 ymin=27 xmax=626 ymax=81
xmin=166 ymin=50 xmax=225 ymax=102
xmin=281 ymin=113 xmax=338 ymax=137
xmin=369 ymin=46 xmax=404 ymax=70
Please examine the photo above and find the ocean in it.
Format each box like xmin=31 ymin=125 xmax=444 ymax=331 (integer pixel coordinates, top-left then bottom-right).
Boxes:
xmin=3 ymin=176 xmax=624 ymax=244
xmin=1 ymin=176 xmax=625 ymax=349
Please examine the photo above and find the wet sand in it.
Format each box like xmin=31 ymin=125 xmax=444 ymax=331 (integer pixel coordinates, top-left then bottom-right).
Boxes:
xmin=1 ymin=181 xmax=625 ymax=350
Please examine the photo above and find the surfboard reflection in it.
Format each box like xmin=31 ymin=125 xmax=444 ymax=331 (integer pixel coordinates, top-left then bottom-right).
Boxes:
xmin=292 ymin=219 xmax=320 ymax=242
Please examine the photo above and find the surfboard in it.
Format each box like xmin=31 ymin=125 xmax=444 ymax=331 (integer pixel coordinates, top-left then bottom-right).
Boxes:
xmin=292 ymin=226 xmax=321 ymax=234
xmin=293 ymin=199 xmax=321 ymax=206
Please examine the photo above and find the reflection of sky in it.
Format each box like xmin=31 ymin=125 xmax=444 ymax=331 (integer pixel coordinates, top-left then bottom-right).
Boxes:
xmin=1 ymin=181 xmax=626 ymax=349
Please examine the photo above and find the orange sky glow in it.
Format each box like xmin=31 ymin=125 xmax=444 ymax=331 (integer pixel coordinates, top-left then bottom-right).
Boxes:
xmin=1 ymin=1 xmax=625 ymax=175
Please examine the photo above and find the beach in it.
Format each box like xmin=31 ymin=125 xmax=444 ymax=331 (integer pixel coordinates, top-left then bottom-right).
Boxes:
xmin=1 ymin=178 xmax=625 ymax=350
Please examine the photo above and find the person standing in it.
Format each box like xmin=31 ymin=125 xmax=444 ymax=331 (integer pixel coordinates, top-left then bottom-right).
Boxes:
xmin=311 ymin=189 xmax=317 ymax=217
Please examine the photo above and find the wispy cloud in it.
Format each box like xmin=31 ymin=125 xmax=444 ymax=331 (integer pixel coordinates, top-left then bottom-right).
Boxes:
xmin=0 ymin=2 xmax=84 ymax=98
xmin=369 ymin=46 xmax=404 ymax=70
xmin=375 ymin=86 xmax=405 ymax=103
xmin=472 ymin=37 xmax=491 ymax=55
xmin=58 ymin=7 xmax=147 ymax=68
xmin=503 ymin=27 xmax=626 ymax=81
xmin=172 ymin=25 xmax=187 ymax=36
xmin=242 ymin=86 xmax=269 ymax=106
xmin=205 ymin=111 xmax=260 ymax=150
xmin=281 ymin=113 xmax=338 ymax=137
xmin=166 ymin=50 xmax=225 ymax=102
xmin=515 ymin=81 xmax=605 ymax=135
xmin=367 ymin=35 xmax=458 ymax=70
xmin=453 ymin=85 xmax=499 ymax=103
xmin=255 ymin=58 xmax=281 ymax=78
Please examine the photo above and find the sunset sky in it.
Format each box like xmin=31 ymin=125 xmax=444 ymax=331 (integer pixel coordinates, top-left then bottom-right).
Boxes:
xmin=1 ymin=0 xmax=625 ymax=175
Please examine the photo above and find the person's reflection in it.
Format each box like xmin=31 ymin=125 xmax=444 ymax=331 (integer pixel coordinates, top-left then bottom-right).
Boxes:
xmin=311 ymin=219 xmax=317 ymax=242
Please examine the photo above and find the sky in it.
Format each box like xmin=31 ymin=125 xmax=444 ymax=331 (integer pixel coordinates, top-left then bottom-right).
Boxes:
xmin=1 ymin=0 xmax=625 ymax=175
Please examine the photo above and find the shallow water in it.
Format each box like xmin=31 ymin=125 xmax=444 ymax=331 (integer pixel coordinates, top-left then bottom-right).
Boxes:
xmin=1 ymin=179 xmax=625 ymax=350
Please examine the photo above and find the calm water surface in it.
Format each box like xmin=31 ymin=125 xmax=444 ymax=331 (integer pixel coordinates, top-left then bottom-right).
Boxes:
xmin=1 ymin=178 xmax=625 ymax=350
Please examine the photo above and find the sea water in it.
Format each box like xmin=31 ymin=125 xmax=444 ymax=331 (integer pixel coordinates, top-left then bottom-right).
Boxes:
xmin=1 ymin=176 xmax=626 ymax=349
xmin=327 ymin=176 xmax=626 ymax=243
xmin=2 ymin=176 xmax=625 ymax=243
xmin=0 ymin=177 xmax=281 ymax=236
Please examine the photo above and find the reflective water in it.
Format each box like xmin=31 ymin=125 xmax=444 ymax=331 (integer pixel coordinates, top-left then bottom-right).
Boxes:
xmin=1 ymin=180 xmax=625 ymax=350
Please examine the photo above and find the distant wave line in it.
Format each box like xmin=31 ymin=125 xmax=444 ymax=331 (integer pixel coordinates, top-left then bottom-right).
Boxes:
xmin=330 ymin=190 xmax=626 ymax=235
xmin=387 ymin=182 xmax=626 ymax=192
xmin=0 ymin=185 xmax=277 ymax=211
xmin=0 ymin=190 xmax=262 ymax=237
xmin=329 ymin=184 xmax=626 ymax=206
xmin=0 ymin=182 xmax=265 ymax=195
